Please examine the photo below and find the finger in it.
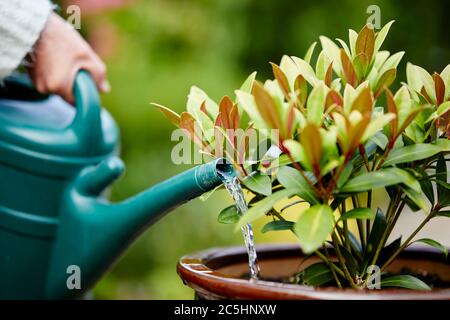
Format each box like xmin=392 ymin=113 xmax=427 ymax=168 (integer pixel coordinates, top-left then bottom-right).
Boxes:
xmin=82 ymin=54 xmax=110 ymax=93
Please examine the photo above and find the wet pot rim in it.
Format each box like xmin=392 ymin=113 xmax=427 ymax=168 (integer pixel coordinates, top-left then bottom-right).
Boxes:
xmin=177 ymin=243 xmax=450 ymax=300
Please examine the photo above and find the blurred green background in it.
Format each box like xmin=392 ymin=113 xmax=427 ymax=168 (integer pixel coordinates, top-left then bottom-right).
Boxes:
xmin=60 ymin=0 xmax=449 ymax=299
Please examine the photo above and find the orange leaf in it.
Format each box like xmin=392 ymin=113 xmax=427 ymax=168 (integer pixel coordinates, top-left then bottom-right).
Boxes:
xmin=347 ymin=113 xmax=371 ymax=155
xmin=218 ymin=96 xmax=234 ymax=130
xmin=294 ymin=74 xmax=308 ymax=108
xmin=271 ymin=62 xmax=290 ymax=100
xmin=340 ymin=49 xmax=358 ymax=87
xmin=324 ymin=62 xmax=334 ymax=87
xmin=252 ymin=81 xmax=283 ymax=132
xmin=420 ymin=87 xmax=433 ymax=104
xmin=300 ymin=123 xmax=323 ymax=168
xmin=356 ymin=24 xmax=375 ymax=64
xmin=180 ymin=112 xmax=205 ymax=148
xmin=326 ymin=89 xmax=343 ymax=110
xmin=433 ymin=72 xmax=445 ymax=106
xmin=286 ymin=102 xmax=296 ymax=138
xmin=385 ymin=88 xmax=398 ymax=139
xmin=151 ymin=103 xmax=181 ymax=127
xmin=351 ymin=86 xmax=373 ymax=116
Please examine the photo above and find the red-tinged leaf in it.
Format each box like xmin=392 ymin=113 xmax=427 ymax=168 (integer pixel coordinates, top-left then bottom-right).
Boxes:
xmin=286 ymin=102 xmax=296 ymax=138
xmin=151 ymin=103 xmax=181 ymax=127
xmin=252 ymin=81 xmax=283 ymax=131
xmin=215 ymin=113 xmax=222 ymax=127
xmin=326 ymin=90 xmax=343 ymax=109
xmin=356 ymin=24 xmax=375 ymax=64
xmin=294 ymin=74 xmax=308 ymax=108
xmin=200 ymin=101 xmax=208 ymax=115
xmin=433 ymin=72 xmax=445 ymax=106
xmin=271 ymin=62 xmax=290 ymax=100
xmin=347 ymin=113 xmax=371 ymax=155
xmin=218 ymin=96 xmax=234 ymax=130
xmin=421 ymin=87 xmax=433 ymax=104
xmin=385 ymin=89 xmax=398 ymax=138
xmin=300 ymin=124 xmax=323 ymax=172
xmin=340 ymin=49 xmax=358 ymax=87
xmin=180 ymin=112 xmax=204 ymax=148
xmin=351 ymin=86 xmax=373 ymax=116
xmin=374 ymin=69 xmax=397 ymax=98
xmin=231 ymin=104 xmax=239 ymax=131
xmin=324 ymin=62 xmax=334 ymax=86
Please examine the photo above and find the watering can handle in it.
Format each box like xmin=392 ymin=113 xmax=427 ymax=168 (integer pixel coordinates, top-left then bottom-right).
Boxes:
xmin=69 ymin=70 xmax=103 ymax=154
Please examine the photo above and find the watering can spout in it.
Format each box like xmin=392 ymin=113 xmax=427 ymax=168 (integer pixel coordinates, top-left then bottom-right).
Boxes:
xmin=46 ymin=158 xmax=234 ymax=298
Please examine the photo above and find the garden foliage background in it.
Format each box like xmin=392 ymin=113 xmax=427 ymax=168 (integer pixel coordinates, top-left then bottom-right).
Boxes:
xmin=59 ymin=0 xmax=449 ymax=299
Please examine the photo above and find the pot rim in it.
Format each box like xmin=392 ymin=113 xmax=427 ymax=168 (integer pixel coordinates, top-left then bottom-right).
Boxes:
xmin=177 ymin=243 xmax=450 ymax=300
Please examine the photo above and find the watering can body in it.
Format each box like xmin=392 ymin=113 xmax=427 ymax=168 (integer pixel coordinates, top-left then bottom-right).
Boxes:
xmin=0 ymin=72 xmax=227 ymax=299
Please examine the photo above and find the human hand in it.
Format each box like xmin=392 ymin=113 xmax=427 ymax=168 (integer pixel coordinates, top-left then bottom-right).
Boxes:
xmin=27 ymin=12 xmax=110 ymax=103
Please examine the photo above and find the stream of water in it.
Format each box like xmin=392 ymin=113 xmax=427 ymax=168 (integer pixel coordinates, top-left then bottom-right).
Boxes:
xmin=219 ymin=173 xmax=260 ymax=280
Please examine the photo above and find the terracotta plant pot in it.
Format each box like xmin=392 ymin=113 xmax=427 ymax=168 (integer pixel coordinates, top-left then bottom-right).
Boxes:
xmin=177 ymin=243 xmax=450 ymax=300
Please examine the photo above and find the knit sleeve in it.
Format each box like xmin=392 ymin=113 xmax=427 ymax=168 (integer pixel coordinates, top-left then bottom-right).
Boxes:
xmin=0 ymin=0 xmax=52 ymax=79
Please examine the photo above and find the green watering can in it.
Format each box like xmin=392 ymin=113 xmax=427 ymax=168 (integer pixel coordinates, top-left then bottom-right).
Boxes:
xmin=0 ymin=71 xmax=231 ymax=299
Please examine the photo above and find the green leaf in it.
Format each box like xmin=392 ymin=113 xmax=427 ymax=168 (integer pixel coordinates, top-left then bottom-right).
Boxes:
xmin=218 ymin=205 xmax=240 ymax=224
xmin=306 ymin=82 xmax=328 ymax=125
xmin=240 ymin=71 xmax=257 ymax=93
xmin=436 ymin=138 xmax=450 ymax=152
xmin=341 ymin=168 xmax=407 ymax=193
xmin=261 ymin=220 xmax=294 ymax=233
xmin=362 ymin=208 xmax=387 ymax=271
xmin=436 ymin=155 xmax=448 ymax=206
xmin=291 ymin=56 xmax=319 ymax=86
xmin=374 ymin=20 xmax=395 ymax=54
xmin=370 ymin=131 xmax=389 ymax=149
xmin=304 ymin=41 xmax=317 ymax=64
xmin=416 ymin=168 xmax=434 ymax=205
xmin=381 ymin=275 xmax=431 ymax=290
xmin=377 ymin=237 xmax=402 ymax=268
xmin=339 ymin=208 xmax=375 ymax=221
xmin=382 ymin=144 xmax=442 ymax=167
xmin=299 ymin=263 xmax=334 ymax=287
xmin=436 ymin=210 xmax=450 ymax=218
xmin=242 ymin=172 xmax=272 ymax=196
xmin=277 ymin=166 xmax=319 ymax=204
xmin=294 ymin=205 xmax=335 ymax=254
xmin=337 ymin=162 xmax=353 ymax=188
xmin=320 ymin=36 xmax=342 ymax=75
xmin=187 ymin=86 xmax=219 ymax=119
xmin=412 ymin=238 xmax=448 ymax=258
xmin=401 ymin=185 xmax=430 ymax=212
xmin=236 ymin=189 xmax=295 ymax=229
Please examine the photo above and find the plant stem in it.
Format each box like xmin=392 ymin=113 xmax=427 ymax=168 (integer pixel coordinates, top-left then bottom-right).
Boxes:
xmin=380 ymin=211 xmax=435 ymax=272
xmin=366 ymin=190 xmax=372 ymax=244
xmin=315 ymin=249 xmax=346 ymax=278
xmin=323 ymin=245 xmax=342 ymax=288
xmin=363 ymin=195 xmax=401 ymax=283
xmin=351 ymin=196 xmax=366 ymax=248
xmin=341 ymin=202 xmax=351 ymax=251
xmin=332 ymin=233 xmax=358 ymax=289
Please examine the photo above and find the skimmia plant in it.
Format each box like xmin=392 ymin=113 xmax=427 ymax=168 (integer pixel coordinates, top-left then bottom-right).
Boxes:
xmin=154 ymin=22 xmax=450 ymax=290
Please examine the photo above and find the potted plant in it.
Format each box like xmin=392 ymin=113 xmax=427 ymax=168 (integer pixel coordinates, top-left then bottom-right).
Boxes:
xmin=153 ymin=22 xmax=450 ymax=299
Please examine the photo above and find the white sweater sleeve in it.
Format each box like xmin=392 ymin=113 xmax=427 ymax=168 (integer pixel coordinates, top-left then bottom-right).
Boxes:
xmin=0 ymin=0 xmax=52 ymax=79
